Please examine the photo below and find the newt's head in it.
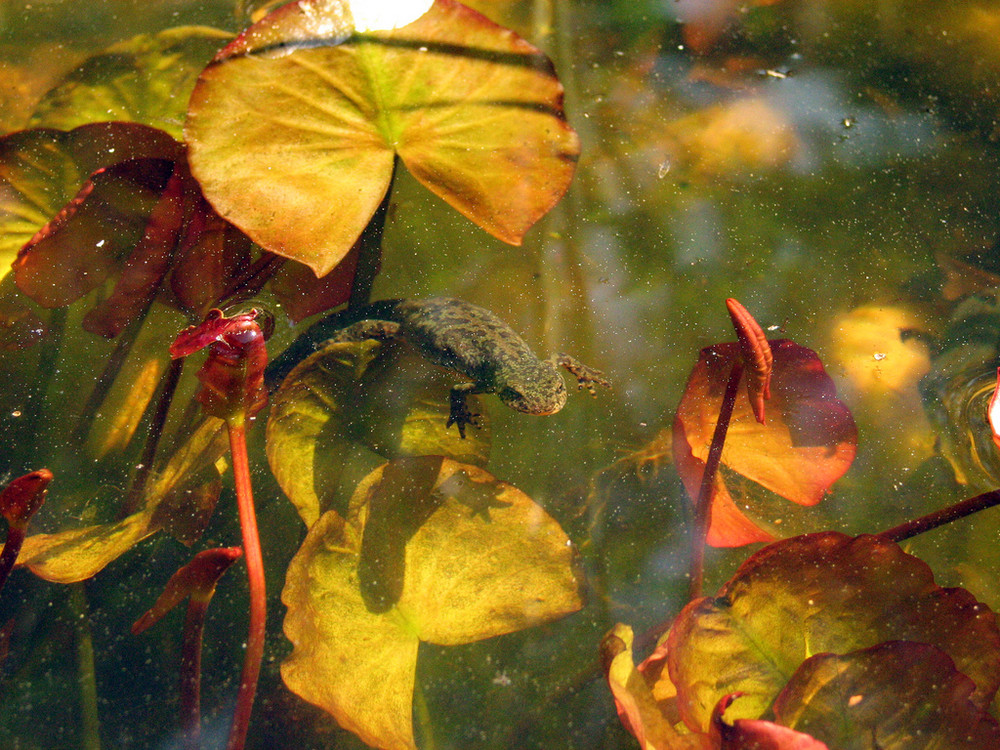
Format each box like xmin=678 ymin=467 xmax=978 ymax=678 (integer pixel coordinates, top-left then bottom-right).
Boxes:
xmin=496 ymin=363 xmax=567 ymax=416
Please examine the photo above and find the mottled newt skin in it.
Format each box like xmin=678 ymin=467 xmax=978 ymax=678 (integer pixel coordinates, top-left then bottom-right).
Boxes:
xmin=266 ymin=297 xmax=611 ymax=437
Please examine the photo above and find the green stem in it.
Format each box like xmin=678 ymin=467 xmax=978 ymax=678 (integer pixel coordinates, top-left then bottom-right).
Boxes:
xmin=413 ymin=678 xmax=437 ymax=750
xmin=688 ymin=361 xmax=743 ymax=600
xmin=226 ymin=419 xmax=266 ymax=750
xmin=120 ymin=357 xmax=185 ymax=518
xmin=70 ymin=583 xmax=101 ymax=750
xmin=879 ymin=488 xmax=1000 ymax=543
xmin=70 ymin=308 xmax=148 ymax=447
xmin=348 ymin=157 xmax=397 ymax=311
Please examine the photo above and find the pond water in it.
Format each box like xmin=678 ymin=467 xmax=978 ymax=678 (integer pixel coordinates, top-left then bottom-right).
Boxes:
xmin=2 ymin=0 xmax=1000 ymax=748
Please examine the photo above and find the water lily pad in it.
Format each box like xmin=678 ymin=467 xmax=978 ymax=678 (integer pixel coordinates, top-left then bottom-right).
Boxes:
xmin=29 ymin=26 xmax=233 ymax=140
xmin=281 ymin=456 xmax=583 ymax=750
xmin=266 ymin=338 xmax=490 ymax=527
xmin=673 ymin=340 xmax=857 ymax=546
xmin=773 ymin=641 xmax=1000 ymax=749
xmin=186 ymin=0 xmax=579 ymax=275
xmin=18 ymin=417 xmax=226 ymax=583
xmin=665 ymin=532 xmax=1000 ymax=732
xmin=601 ymin=624 xmax=708 ymax=750
xmin=0 ymin=122 xmax=182 ymax=274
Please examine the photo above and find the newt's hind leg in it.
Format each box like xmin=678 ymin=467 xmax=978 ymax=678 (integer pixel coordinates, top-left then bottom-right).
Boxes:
xmin=550 ymin=354 xmax=612 ymax=396
xmin=447 ymin=382 xmax=482 ymax=439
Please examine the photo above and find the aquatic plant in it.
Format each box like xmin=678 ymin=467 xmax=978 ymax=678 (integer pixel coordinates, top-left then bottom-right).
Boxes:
xmin=5 ymin=0 xmax=1000 ymax=748
xmin=0 ymin=1 xmax=586 ymax=746
xmin=603 ymin=300 xmax=1000 ymax=749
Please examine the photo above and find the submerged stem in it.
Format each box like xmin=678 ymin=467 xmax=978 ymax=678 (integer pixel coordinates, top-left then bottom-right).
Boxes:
xmin=348 ymin=157 xmax=397 ymax=311
xmin=70 ymin=584 xmax=101 ymax=750
xmin=0 ymin=526 xmax=25 ymax=593
xmin=688 ymin=361 xmax=743 ymax=600
xmin=181 ymin=595 xmax=211 ymax=750
xmin=226 ymin=419 xmax=266 ymax=750
xmin=879 ymin=488 xmax=1000 ymax=543
xmin=71 ymin=308 xmax=148 ymax=447
xmin=121 ymin=356 xmax=185 ymax=518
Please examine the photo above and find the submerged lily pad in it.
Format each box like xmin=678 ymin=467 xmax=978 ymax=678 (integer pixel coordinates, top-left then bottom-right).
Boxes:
xmin=0 ymin=122 xmax=182 ymax=273
xmin=18 ymin=417 xmax=227 ymax=583
xmin=30 ymin=26 xmax=233 ymax=140
xmin=281 ymin=456 xmax=583 ymax=750
xmin=773 ymin=641 xmax=1000 ymax=749
xmin=664 ymin=533 xmax=1000 ymax=733
xmin=266 ymin=338 xmax=490 ymax=527
xmin=186 ymin=0 xmax=579 ymax=275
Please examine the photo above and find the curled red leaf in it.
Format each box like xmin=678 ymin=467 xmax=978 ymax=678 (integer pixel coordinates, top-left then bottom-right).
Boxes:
xmin=0 ymin=469 xmax=53 ymax=529
xmin=131 ymin=546 xmax=242 ymax=634
xmin=726 ymin=298 xmax=773 ymax=425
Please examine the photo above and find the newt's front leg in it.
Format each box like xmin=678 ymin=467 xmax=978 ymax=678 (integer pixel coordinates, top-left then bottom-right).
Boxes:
xmin=551 ymin=354 xmax=612 ymax=395
xmin=447 ymin=382 xmax=482 ymax=439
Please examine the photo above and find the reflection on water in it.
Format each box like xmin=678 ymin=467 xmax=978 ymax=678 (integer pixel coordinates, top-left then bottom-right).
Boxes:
xmin=4 ymin=0 xmax=1000 ymax=747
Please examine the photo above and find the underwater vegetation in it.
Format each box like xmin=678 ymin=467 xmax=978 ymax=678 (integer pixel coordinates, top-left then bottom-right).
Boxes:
xmin=4 ymin=0 xmax=1000 ymax=748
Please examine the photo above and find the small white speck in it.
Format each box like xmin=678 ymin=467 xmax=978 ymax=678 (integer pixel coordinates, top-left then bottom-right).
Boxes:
xmin=492 ymin=672 xmax=512 ymax=687
xmin=873 ymin=352 xmax=886 ymax=361
xmin=96 ymin=239 xmax=106 ymax=248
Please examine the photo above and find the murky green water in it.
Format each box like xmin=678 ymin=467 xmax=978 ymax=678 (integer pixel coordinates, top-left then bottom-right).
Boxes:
xmin=3 ymin=0 xmax=1000 ymax=747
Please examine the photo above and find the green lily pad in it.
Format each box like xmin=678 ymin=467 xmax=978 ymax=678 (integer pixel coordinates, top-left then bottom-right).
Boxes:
xmin=266 ymin=338 xmax=491 ymax=527
xmin=18 ymin=417 xmax=227 ymax=583
xmin=29 ymin=26 xmax=233 ymax=141
xmin=186 ymin=0 xmax=580 ymax=276
xmin=281 ymin=456 xmax=583 ymax=750
xmin=665 ymin=532 xmax=1000 ymax=733
xmin=774 ymin=641 xmax=1000 ymax=749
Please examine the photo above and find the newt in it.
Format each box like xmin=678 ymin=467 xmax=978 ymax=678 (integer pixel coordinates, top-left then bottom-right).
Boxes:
xmin=266 ymin=297 xmax=611 ymax=437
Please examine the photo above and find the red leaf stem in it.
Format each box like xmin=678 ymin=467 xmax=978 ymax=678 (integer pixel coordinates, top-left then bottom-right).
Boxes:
xmin=132 ymin=547 xmax=241 ymax=750
xmin=688 ymin=361 xmax=743 ymax=600
xmin=226 ymin=421 xmax=266 ymax=750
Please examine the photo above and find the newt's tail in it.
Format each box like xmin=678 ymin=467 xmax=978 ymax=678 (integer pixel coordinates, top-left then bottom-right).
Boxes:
xmin=264 ymin=299 xmax=403 ymax=391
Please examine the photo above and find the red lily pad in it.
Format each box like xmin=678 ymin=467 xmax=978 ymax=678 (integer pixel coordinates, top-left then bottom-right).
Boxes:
xmin=186 ymin=0 xmax=580 ymax=276
xmin=773 ymin=641 xmax=1000 ymax=749
xmin=601 ymin=624 xmax=709 ymax=750
xmin=665 ymin=533 xmax=1000 ymax=733
xmin=712 ymin=694 xmax=828 ymax=750
xmin=672 ymin=340 xmax=857 ymax=547
xmin=0 ymin=122 xmax=181 ymax=270
xmin=14 ymin=157 xmax=177 ymax=311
